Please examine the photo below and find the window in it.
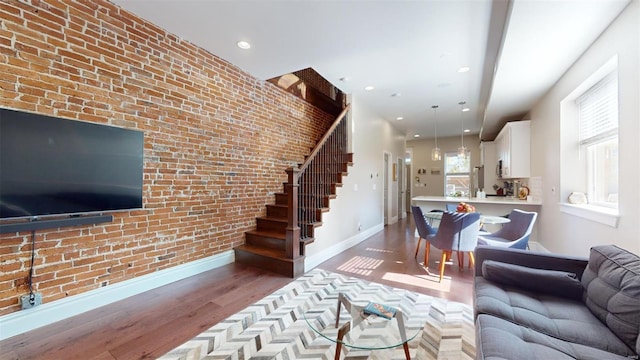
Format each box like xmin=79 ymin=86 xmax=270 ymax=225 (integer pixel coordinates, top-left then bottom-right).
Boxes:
xmin=577 ymin=71 xmax=618 ymax=208
xmin=560 ymin=57 xmax=619 ymax=227
xmin=444 ymin=152 xmax=470 ymax=196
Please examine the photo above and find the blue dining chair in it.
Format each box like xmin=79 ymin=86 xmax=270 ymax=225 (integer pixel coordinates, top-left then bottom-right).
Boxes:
xmin=426 ymin=211 xmax=481 ymax=282
xmin=411 ymin=206 xmax=437 ymax=262
xmin=477 ymin=209 xmax=537 ymax=249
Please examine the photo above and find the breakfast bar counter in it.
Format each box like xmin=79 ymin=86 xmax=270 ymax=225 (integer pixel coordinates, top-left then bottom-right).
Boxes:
xmin=412 ymin=196 xmax=542 ymax=242
xmin=412 ymin=196 xmax=541 ymax=216
xmin=412 ymin=196 xmax=542 ymax=207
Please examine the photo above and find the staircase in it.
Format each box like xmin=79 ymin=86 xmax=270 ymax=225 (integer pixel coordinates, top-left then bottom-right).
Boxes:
xmin=234 ymin=105 xmax=352 ymax=277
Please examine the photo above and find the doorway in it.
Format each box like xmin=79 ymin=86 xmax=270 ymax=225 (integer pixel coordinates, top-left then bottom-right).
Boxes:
xmin=383 ymin=152 xmax=390 ymax=225
xmin=405 ymin=149 xmax=413 ymax=214
xmin=397 ymin=157 xmax=405 ymax=220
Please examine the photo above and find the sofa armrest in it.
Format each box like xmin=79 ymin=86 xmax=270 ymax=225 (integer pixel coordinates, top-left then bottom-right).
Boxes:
xmin=474 ymin=245 xmax=589 ymax=279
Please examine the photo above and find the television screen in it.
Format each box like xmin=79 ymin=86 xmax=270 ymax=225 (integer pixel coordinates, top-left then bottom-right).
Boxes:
xmin=0 ymin=108 xmax=144 ymax=219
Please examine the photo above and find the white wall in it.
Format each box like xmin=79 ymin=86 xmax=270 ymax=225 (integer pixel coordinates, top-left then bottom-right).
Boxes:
xmin=407 ymin=136 xmax=481 ymax=196
xmin=304 ymin=96 xmax=406 ymax=266
xmin=529 ymin=0 xmax=640 ymax=255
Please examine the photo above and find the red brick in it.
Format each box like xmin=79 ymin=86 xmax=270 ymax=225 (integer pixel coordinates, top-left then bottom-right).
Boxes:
xmin=0 ymin=0 xmax=334 ymax=316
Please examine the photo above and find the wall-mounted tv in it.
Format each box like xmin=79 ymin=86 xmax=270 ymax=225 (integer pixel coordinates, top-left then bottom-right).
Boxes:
xmin=0 ymin=108 xmax=144 ymax=220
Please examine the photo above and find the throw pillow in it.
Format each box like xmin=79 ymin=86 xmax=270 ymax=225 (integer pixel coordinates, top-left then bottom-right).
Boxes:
xmin=482 ymin=260 xmax=584 ymax=300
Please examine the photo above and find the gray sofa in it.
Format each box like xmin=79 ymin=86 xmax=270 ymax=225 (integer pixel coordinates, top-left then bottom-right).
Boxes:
xmin=473 ymin=245 xmax=640 ymax=360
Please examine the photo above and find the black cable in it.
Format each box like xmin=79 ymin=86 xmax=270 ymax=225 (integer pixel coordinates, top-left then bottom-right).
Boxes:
xmin=28 ymin=229 xmax=36 ymax=305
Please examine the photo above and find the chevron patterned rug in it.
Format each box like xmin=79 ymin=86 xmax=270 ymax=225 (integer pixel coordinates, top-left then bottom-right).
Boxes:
xmin=159 ymin=269 xmax=475 ymax=360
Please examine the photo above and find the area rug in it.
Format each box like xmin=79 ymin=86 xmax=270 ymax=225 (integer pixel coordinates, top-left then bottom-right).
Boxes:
xmin=158 ymin=269 xmax=475 ymax=360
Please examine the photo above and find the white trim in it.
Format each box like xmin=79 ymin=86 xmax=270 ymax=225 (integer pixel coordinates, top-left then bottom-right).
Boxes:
xmin=560 ymin=203 xmax=619 ymax=227
xmin=528 ymin=241 xmax=550 ymax=253
xmin=0 ymin=250 xmax=235 ymax=340
xmin=304 ymin=223 xmax=384 ymax=270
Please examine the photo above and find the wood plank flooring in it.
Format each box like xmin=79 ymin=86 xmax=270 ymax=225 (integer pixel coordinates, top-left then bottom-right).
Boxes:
xmin=0 ymin=216 xmax=474 ymax=360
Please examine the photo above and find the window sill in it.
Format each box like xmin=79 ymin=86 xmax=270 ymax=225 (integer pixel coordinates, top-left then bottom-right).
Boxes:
xmin=559 ymin=203 xmax=619 ymax=227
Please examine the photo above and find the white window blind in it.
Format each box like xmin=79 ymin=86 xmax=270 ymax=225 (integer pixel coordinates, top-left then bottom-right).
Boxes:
xmin=577 ymin=71 xmax=618 ymax=145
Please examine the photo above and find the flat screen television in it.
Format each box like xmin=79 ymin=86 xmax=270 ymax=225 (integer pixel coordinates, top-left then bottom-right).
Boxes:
xmin=0 ymin=108 xmax=144 ymax=219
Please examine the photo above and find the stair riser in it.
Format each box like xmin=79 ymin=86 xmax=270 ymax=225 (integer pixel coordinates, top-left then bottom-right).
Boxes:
xmin=257 ymin=218 xmax=287 ymax=232
xmin=234 ymin=249 xmax=304 ymax=277
xmin=298 ymin=199 xmax=330 ymax=209
xmin=297 ymin=209 xmax=324 ymax=222
xmin=245 ymin=232 xmax=286 ymax=250
xmin=266 ymin=205 xmax=288 ymax=218
xmin=300 ymin=223 xmax=318 ymax=237
xmin=299 ymin=184 xmax=336 ymax=193
xmin=275 ymin=193 xmax=288 ymax=205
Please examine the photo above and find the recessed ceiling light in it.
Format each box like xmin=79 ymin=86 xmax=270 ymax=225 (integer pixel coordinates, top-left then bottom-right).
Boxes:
xmin=364 ymin=85 xmax=375 ymax=91
xmin=464 ymin=129 xmax=471 ymax=133
xmin=396 ymin=116 xmax=404 ymax=121
xmin=414 ymin=134 xmax=420 ymax=138
xmin=458 ymin=66 xmax=470 ymax=73
xmin=236 ymin=40 xmax=251 ymax=50
xmin=462 ymin=107 xmax=470 ymax=112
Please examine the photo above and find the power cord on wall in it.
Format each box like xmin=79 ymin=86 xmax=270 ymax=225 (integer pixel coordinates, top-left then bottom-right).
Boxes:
xmin=28 ymin=229 xmax=36 ymax=306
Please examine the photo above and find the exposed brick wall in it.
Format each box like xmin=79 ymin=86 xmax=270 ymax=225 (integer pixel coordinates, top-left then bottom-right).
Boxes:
xmin=0 ymin=0 xmax=334 ymax=315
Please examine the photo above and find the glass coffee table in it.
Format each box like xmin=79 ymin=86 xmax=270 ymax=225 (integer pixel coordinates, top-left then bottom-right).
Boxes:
xmin=303 ymin=292 xmax=420 ymax=360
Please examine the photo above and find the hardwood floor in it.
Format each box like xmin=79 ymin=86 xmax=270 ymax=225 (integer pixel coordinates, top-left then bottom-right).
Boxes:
xmin=0 ymin=216 xmax=474 ymax=360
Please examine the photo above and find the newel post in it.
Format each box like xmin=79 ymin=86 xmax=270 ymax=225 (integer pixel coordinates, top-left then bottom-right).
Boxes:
xmin=285 ymin=167 xmax=301 ymax=259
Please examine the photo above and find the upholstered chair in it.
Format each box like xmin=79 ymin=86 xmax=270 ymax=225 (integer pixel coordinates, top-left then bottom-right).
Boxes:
xmin=411 ymin=206 xmax=437 ymax=264
xmin=477 ymin=209 xmax=537 ymax=250
xmin=427 ymin=211 xmax=481 ymax=282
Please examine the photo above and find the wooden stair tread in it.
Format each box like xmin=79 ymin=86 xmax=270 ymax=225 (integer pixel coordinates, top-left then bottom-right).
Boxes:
xmin=300 ymin=237 xmax=315 ymax=246
xmin=266 ymin=204 xmax=287 ymax=208
xmin=257 ymin=215 xmax=288 ymax=223
xmin=246 ymin=229 xmax=286 ymax=240
xmin=235 ymin=244 xmax=293 ymax=262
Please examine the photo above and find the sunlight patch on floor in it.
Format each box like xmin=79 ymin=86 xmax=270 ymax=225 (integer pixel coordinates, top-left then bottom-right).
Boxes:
xmin=365 ymin=247 xmax=394 ymax=253
xmin=381 ymin=271 xmax=452 ymax=292
xmin=336 ymin=256 xmax=383 ymax=276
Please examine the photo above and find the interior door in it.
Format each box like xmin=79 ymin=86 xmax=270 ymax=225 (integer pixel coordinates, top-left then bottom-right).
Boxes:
xmin=397 ymin=157 xmax=405 ymax=219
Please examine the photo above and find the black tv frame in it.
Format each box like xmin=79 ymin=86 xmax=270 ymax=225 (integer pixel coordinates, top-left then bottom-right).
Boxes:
xmin=0 ymin=215 xmax=114 ymax=234
xmin=0 ymin=108 xmax=144 ymax=225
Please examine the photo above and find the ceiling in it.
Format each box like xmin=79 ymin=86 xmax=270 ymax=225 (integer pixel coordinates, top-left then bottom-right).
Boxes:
xmin=111 ymin=0 xmax=630 ymax=141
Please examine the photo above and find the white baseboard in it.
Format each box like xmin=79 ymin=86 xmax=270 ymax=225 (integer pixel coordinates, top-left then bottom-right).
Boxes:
xmin=0 ymin=250 xmax=235 ymax=340
xmin=529 ymin=241 xmax=550 ymax=253
xmin=304 ymin=223 xmax=384 ymax=270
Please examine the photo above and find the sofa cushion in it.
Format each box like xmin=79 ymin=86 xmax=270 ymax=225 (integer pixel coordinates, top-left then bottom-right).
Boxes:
xmin=581 ymin=245 xmax=640 ymax=354
xmin=476 ymin=314 xmax=632 ymax=360
xmin=475 ymin=276 xmax=635 ymax=356
xmin=482 ymin=260 xmax=583 ymax=300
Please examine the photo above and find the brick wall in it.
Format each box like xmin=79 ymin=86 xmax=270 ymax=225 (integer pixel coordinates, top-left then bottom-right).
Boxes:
xmin=0 ymin=0 xmax=334 ymax=315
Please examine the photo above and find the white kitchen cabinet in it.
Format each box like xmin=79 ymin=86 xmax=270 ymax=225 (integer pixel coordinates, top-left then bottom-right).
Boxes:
xmin=495 ymin=120 xmax=530 ymax=179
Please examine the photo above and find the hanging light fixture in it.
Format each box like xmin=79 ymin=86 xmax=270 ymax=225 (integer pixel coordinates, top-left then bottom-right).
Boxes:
xmin=457 ymin=101 xmax=467 ymax=159
xmin=431 ymin=105 xmax=442 ymax=161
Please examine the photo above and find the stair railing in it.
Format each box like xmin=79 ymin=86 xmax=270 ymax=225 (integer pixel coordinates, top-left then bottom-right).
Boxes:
xmin=285 ymin=104 xmax=351 ymax=259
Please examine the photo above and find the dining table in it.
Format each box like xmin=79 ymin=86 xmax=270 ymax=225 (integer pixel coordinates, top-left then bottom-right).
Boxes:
xmin=422 ymin=211 xmax=511 ymax=226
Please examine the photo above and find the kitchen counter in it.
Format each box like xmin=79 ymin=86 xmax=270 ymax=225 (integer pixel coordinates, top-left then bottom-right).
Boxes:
xmin=411 ymin=195 xmax=541 ymax=242
xmin=411 ymin=196 xmax=542 ymax=206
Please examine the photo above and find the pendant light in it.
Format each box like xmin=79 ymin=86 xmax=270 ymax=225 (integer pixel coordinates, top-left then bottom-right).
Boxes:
xmin=457 ymin=101 xmax=467 ymax=159
xmin=431 ymin=105 xmax=442 ymax=161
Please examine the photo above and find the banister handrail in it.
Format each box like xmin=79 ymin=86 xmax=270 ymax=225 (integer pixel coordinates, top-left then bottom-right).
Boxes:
xmin=285 ymin=103 xmax=350 ymax=260
xmin=297 ymin=103 xmax=350 ymax=173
